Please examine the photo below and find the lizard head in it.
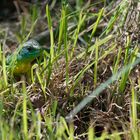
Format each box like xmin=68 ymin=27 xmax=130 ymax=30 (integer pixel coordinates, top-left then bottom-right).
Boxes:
xmin=6 ymin=40 xmax=49 ymax=74
xmin=7 ymin=39 xmax=49 ymax=64
xmin=16 ymin=40 xmax=44 ymax=63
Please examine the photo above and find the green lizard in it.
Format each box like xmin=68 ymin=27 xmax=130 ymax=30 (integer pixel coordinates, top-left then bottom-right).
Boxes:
xmin=6 ymin=39 xmax=50 ymax=75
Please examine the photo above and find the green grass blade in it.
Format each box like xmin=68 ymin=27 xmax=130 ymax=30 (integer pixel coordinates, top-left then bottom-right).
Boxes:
xmin=89 ymin=8 xmax=104 ymax=43
xmin=94 ymin=39 xmax=99 ymax=87
xmin=88 ymin=127 xmax=94 ymax=140
xmin=46 ymin=5 xmax=54 ymax=85
xmin=130 ymin=79 xmax=139 ymax=140
xmin=71 ymin=10 xmax=86 ymax=57
xmin=46 ymin=5 xmax=54 ymax=62
xmin=22 ymin=79 xmax=28 ymax=140
xmin=113 ymin=47 xmax=122 ymax=74
xmin=63 ymin=4 xmax=69 ymax=87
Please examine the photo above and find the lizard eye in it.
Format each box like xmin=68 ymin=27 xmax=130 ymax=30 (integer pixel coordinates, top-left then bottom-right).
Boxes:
xmin=26 ymin=46 xmax=34 ymax=51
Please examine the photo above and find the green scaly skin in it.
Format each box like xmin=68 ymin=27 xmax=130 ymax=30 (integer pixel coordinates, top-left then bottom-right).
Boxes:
xmin=6 ymin=39 xmax=50 ymax=75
